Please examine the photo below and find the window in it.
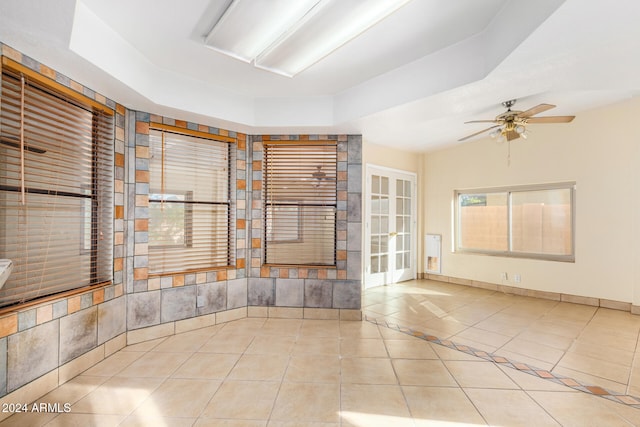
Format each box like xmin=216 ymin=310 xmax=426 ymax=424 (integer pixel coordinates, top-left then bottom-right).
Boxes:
xmin=0 ymin=61 xmax=114 ymax=308
xmin=148 ymin=191 xmax=193 ymax=248
xmin=268 ymin=205 xmax=302 ymax=243
xmin=264 ymin=141 xmax=337 ymax=265
xmin=455 ymin=183 xmax=575 ymax=261
xmin=148 ymin=128 xmax=232 ymax=274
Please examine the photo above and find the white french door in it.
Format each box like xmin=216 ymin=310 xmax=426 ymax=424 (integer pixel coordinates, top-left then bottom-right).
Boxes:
xmin=364 ymin=165 xmax=416 ymax=288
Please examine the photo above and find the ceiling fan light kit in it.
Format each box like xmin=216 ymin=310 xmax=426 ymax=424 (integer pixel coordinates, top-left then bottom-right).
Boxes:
xmin=459 ymin=99 xmax=575 ymax=143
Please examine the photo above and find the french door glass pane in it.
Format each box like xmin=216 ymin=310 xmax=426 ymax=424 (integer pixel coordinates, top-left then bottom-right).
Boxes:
xmin=370 ymin=174 xmax=390 ymax=274
xmin=381 ymin=216 xmax=388 ymax=234
xmin=395 ymin=179 xmax=411 ymax=269
xmin=371 ymin=255 xmax=379 ymax=273
xmin=380 ymin=254 xmax=388 ymax=272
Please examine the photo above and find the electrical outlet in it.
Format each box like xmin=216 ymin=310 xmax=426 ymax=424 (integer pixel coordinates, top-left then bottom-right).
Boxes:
xmin=197 ymin=295 xmax=205 ymax=307
xmin=513 ymin=274 xmax=521 ymax=283
xmin=500 ymin=272 xmax=508 ymax=281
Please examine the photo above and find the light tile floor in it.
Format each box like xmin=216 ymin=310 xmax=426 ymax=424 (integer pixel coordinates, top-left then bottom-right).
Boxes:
xmin=363 ymin=280 xmax=640 ymax=399
xmin=2 ymin=279 xmax=640 ymax=426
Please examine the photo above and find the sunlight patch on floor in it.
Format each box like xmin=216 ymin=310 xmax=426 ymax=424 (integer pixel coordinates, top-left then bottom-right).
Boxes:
xmin=340 ymin=411 xmax=486 ymax=427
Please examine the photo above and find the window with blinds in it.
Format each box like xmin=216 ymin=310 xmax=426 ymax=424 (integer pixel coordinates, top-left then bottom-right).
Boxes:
xmin=264 ymin=141 xmax=337 ymax=266
xmin=148 ymin=128 xmax=232 ymax=274
xmin=0 ymin=67 xmax=114 ymax=308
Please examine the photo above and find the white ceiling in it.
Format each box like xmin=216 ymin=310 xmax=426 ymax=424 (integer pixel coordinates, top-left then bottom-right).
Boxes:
xmin=1 ymin=0 xmax=639 ymax=152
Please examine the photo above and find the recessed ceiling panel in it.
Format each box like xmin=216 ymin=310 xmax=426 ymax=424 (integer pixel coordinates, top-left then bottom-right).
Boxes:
xmin=204 ymin=0 xmax=320 ymax=63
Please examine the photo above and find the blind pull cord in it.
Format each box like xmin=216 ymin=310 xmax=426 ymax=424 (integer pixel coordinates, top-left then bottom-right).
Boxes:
xmin=161 ymin=131 xmax=165 ymax=211
xmin=20 ymin=75 xmax=26 ymax=205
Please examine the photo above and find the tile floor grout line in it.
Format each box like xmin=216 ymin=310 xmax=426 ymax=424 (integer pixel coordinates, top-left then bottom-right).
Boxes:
xmin=453 ymin=377 xmax=492 ymax=426
xmin=431 ymin=335 xmax=493 ymax=427
xmin=118 ymin=347 xmax=168 ymax=425
xmin=73 ymin=347 xmax=159 ymax=423
xmin=520 ymin=386 xmax=566 ymax=426
xmin=364 ymin=314 xmax=640 ymax=409
xmin=547 ymin=304 xmax=599 ymax=376
xmin=382 ymin=326 xmax=419 ymax=425
xmin=193 ymin=323 xmax=250 ymax=422
xmin=626 ymin=322 xmax=640 ymax=397
xmin=492 ymin=297 xmax=562 ymax=368
xmin=266 ymin=354 xmax=290 ymax=425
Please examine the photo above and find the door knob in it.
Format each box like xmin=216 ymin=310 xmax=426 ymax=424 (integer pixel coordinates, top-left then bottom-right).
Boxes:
xmin=389 ymin=232 xmax=397 ymax=237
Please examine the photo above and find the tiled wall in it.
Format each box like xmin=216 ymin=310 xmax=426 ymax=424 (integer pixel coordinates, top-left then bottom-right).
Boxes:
xmin=0 ymin=43 xmax=364 ymax=405
xmin=0 ymin=44 xmax=127 ymax=396
xmin=126 ymin=129 xmax=363 ymax=328
xmin=126 ymin=112 xmax=249 ymax=330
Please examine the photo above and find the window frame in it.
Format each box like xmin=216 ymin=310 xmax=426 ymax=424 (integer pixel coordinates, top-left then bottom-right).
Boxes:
xmin=454 ymin=182 xmax=576 ymax=262
xmin=263 ymin=141 xmax=338 ymax=267
xmin=147 ymin=125 xmax=234 ymax=275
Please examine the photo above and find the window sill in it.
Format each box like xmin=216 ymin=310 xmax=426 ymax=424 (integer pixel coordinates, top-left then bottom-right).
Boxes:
xmin=148 ymin=265 xmax=237 ymax=278
xmin=262 ymin=264 xmax=337 ymax=269
xmin=454 ymin=250 xmax=575 ymax=263
xmin=0 ymin=280 xmax=112 ymax=316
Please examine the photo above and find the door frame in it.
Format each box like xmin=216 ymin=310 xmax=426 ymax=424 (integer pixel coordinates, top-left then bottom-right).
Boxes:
xmin=364 ymin=164 xmax=417 ymax=288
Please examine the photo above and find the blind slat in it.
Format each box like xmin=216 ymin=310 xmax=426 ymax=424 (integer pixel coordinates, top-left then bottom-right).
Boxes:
xmin=148 ymin=130 xmax=233 ymax=274
xmin=264 ymin=143 xmax=337 ymax=265
xmin=0 ymin=71 xmax=114 ymax=307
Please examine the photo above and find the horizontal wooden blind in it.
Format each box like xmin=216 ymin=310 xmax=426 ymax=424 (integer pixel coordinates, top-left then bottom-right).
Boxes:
xmin=0 ymin=70 xmax=114 ymax=307
xmin=148 ymin=129 xmax=232 ymax=274
xmin=264 ymin=142 xmax=337 ymax=265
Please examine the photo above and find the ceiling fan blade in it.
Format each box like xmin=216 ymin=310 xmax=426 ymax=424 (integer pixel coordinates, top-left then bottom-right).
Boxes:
xmin=518 ymin=103 xmax=556 ymax=118
xmin=525 ymin=115 xmax=575 ymax=124
xmin=458 ymin=125 xmax=501 ymax=142
xmin=464 ymin=120 xmax=499 ymax=124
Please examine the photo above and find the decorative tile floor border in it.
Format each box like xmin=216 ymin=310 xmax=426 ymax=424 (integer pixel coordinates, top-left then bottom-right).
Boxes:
xmin=364 ymin=314 xmax=640 ymax=409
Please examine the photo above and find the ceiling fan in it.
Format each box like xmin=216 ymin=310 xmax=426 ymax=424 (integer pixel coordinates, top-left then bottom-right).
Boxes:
xmin=459 ymin=99 xmax=575 ymax=142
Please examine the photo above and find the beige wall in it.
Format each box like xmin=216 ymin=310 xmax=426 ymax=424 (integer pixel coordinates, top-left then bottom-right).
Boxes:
xmin=363 ymin=141 xmax=421 ymax=173
xmin=422 ymin=97 xmax=640 ymax=304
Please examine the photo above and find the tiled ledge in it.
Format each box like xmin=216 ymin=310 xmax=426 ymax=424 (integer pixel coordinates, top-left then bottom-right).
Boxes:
xmin=421 ymin=273 xmax=635 ymax=314
xmin=247 ymin=306 xmax=361 ymax=321
xmin=127 ymin=307 xmax=248 ymax=345
xmin=0 ymin=333 xmax=126 ymax=423
xmin=0 ymin=283 xmax=124 ymax=339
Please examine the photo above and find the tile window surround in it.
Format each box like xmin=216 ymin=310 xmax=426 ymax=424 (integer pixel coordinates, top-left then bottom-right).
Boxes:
xmin=0 ymin=43 xmax=362 ymax=408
